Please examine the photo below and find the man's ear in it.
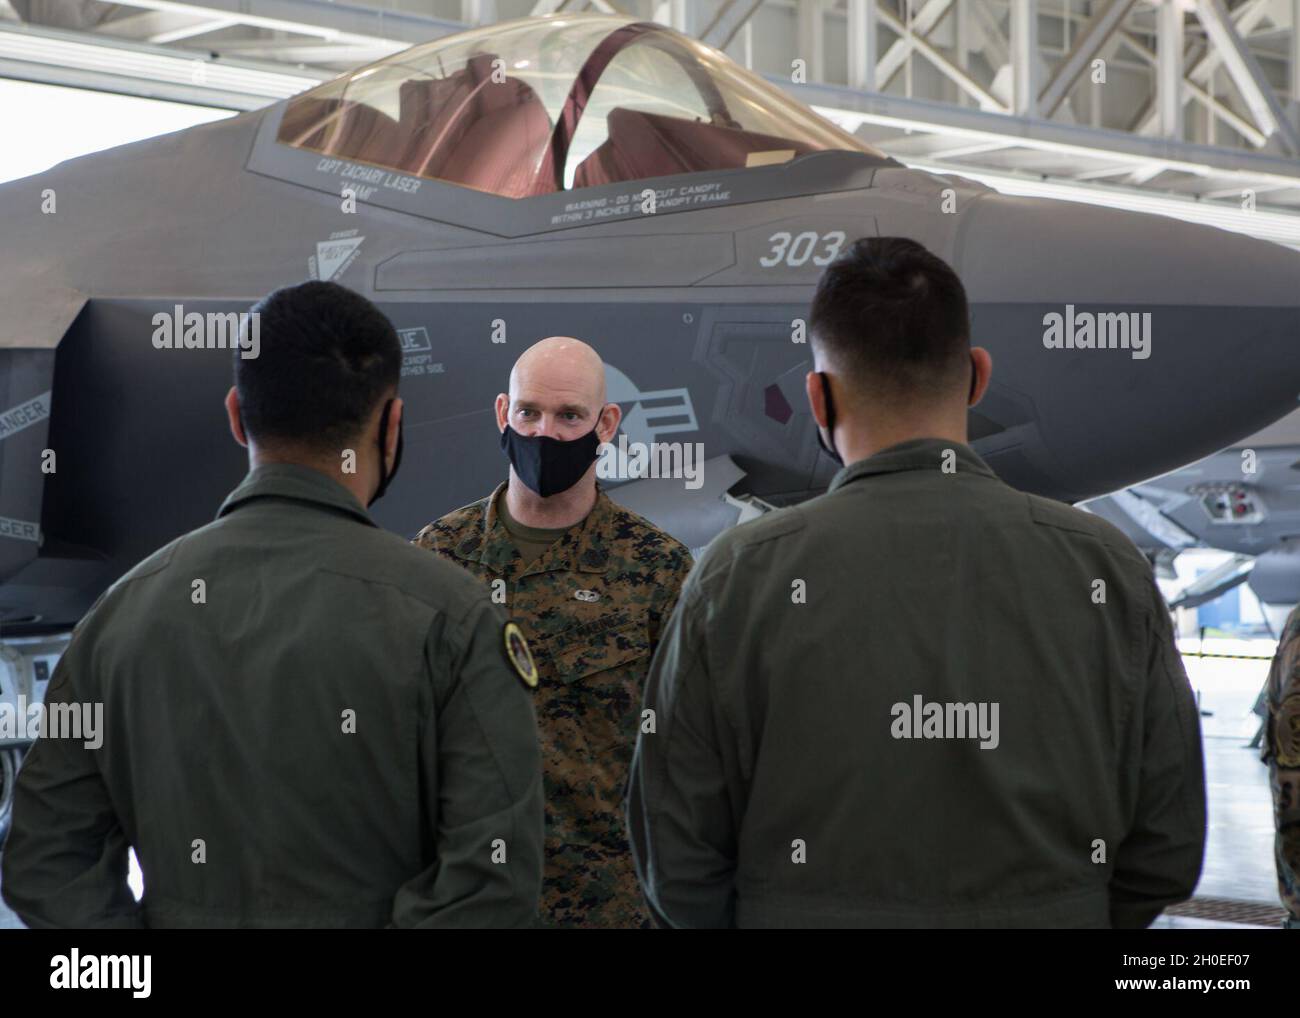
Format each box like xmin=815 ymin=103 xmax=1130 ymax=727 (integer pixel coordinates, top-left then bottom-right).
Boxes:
xmin=384 ymin=397 xmax=403 ymax=461
xmin=225 ymin=387 xmax=248 ymax=448
xmin=495 ymin=392 xmax=510 ymax=433
xmin=804 ymin=371 xmax=829 ymax=428
xmin=969 ymin=347 xmax=993 ymax=407
xmin=596 ymin=402 xmax=622 ymax=443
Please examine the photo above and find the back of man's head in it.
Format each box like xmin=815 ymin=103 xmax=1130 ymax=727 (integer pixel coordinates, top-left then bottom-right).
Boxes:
xmin=234 ymin=281 xmax=401 ymax=454
xmin=809 ymin=237 xmax=971 ymax=409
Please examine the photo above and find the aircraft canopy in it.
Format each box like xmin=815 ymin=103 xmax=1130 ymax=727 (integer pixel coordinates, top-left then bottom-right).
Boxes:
xmin=277 ymin=14 xmax=887 ymax=199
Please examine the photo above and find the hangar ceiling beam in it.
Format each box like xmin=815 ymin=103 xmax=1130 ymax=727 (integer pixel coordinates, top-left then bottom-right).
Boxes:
xmin=1291 ymin=0 xmax=1300 ymax=103
xmin=1195 ymin=0 xmax=1300 ymax=152
xmin=1130 ymin=0 xmax=1269 ymax=135
xmin=798 ymin=0 xmax=825 ymax=83
xmin=100 ymin=0 xmax=460 ymax=49
xmin=530 ymin=0 xmax=607 ymax=13
xmin=0 ymin=19 xmax=323 ymax=107
xmin=784 ymin=73 xmax=1300 ymax=184
xmin=971 ymin=0 xmax=1011 ymax=68
xmin=98 ymin=10 xmax=167 ymax=38
xmin=925 ymin=139 xmax=1015 ymax=159
xmin=460 ymin=0 xmax=497 ymax=26
xmin=1202 ymin=181 xmax=1293 ymax=198
xmin=700 ymin=0 xmax=764 ymax=52
xmin=1072 ymin=165 xmax=1139 ymax=180
xmin=875 ymin=3 xmax=1007 ymax=111
xmin=954 ymin=0 xmax=969 ymax=72
xmin=1038 ymin=0 xmax=1137 ymax=117
xmin=1157 ymin=0 xmax=1184 ymax=139
xmin=873 ymin=0 xmax=951 ymax=89
xmin=845 ymin=0 xmax=876 ymax=90
xmin=149 ymin=17 xmax=237 ymax=43
xmin=651 ymin=1 xmax=692 ymax=33
xmin=1010 ymin=0 xmax=1038 ymax=117
xmin=95 ymin=9 xmax=189 ymax=39
xmin=1120 ymin=27 xmax=1269 ymax=146
xmin=198 ymin=36 xmax=399 ymax=62
xmin=1187 ymin=0 xmax=1271 ymax=86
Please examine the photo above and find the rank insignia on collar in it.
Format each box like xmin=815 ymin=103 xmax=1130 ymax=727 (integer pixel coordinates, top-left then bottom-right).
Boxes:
xmin=575 ymin=589 xmax=600 ymax=602
xmin=503 ymin=622 xmax=538 ymax=690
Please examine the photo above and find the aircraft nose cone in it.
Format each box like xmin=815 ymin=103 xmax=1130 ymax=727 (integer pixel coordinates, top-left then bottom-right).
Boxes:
xmin=954 ymin=193 xmax=1300 ymax=501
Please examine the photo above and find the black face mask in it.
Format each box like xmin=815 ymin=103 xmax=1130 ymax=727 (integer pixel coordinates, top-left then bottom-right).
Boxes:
xmin=815 ymin=372 xmax=842 ymax=466
xmin=500 ymin=423 xmax=601 ymax=498
xmin=369 ymin=398 xmax=403 ymax=507
xmin=815 ymin=359 xmax=979 ymax=467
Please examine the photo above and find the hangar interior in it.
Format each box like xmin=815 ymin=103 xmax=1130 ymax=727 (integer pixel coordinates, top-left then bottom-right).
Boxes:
xmin=0 ymin=0 xmax=1299 ymax=931
xmin=5 ymin=0 xmax=1300 ymax=227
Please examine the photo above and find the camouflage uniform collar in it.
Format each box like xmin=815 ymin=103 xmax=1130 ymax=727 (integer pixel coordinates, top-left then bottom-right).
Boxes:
xmin=217 ymin=463 xmax=377 ymax=528
xmin=827 ymin=437 xmax=997 ymax=493
xmin=472 ymin=481 xmax=613 ymax=577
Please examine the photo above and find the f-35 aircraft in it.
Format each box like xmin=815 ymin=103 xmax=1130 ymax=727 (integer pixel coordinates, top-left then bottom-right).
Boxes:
xmin=2 ymin=12 xmax=1300 ymax=638
xmin=1086 ymin=409 xmax=1300 ymax=634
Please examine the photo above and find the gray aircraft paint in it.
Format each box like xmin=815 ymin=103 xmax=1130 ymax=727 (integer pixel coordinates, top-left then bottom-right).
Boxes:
xmin=1086 ymin=436 xmax=1300 ymax=609
xmin=0 ymin=19 xmax=1299 ymax=634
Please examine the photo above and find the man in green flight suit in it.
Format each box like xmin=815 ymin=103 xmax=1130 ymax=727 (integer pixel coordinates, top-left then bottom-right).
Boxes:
xmin=627 ymin=237 xmax=1207 ymax=929
xmin=414 ymin=336 xmax=692 ymax=928
xmin=1 ymin=281 xmax=544 ymax=928
xmin=1262 ymin=606 xmax=1300 ymax=927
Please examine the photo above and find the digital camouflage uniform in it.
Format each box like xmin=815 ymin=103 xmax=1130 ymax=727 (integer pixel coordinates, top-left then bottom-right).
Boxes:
xmin=414 ymin=482 xmax=692 ymax=928
xmin=1263 ymin=605 xmax=1300 ymax=925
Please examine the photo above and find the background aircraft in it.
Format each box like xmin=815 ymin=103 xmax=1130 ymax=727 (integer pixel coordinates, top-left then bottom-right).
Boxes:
xmin=1086 ymin=408 xmax=1300 ymax=635
xmin=1 ymin=12 xmax=1299 ymax=639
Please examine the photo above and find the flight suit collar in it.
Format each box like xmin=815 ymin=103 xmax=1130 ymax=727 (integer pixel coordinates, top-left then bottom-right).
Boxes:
xmin=217 ymin=463 xmax=378 ymax=527
xmin=827 ymin=437 xmax=997 ymax=493
xmin=468 ymin=481 xmax=612 ymax=577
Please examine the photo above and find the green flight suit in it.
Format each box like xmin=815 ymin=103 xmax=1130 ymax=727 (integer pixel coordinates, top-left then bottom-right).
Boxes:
xmin=1262 ymin=605 xmax=1300 ymax=925
xmin=628 ymin=438 xmax=1206 ymax=929
xmin=1 ymin=464 xmax=544 ymax=928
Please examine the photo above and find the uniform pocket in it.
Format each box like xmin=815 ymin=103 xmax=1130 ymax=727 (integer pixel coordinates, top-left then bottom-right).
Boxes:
xmin=546 ymin=611 xmax=652 ymax=685
xmin=537 ymin=613 xmax=652 ymax=765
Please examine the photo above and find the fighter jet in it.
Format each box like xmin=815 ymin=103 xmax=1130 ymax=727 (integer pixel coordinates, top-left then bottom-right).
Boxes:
xmin=2 ymin=11 xmax=1300 ymax=637
xmin=1087 ymin=409 xmax=1300 ymax=633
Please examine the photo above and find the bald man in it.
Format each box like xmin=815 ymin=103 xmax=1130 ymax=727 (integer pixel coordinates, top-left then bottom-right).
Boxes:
xmin=413 ymin=337 xmax=692 ymax=928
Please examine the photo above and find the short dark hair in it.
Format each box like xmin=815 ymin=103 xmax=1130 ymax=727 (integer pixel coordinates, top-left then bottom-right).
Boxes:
xmin=234 ymin=281 xmax=401 ymax=452
xmin=809 ymin=236 xmax=970 ymax=402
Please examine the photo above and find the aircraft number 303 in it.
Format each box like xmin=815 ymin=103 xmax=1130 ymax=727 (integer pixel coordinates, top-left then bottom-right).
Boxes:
xmin=758 ymin=230 xmax=847 ymax=269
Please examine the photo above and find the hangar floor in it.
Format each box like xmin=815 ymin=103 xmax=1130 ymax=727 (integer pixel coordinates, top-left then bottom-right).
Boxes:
xmin=0 ymin=646 xmax=1284 ymax=930
xmin=1149 ymin=642 xmax=1282 ymax=929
